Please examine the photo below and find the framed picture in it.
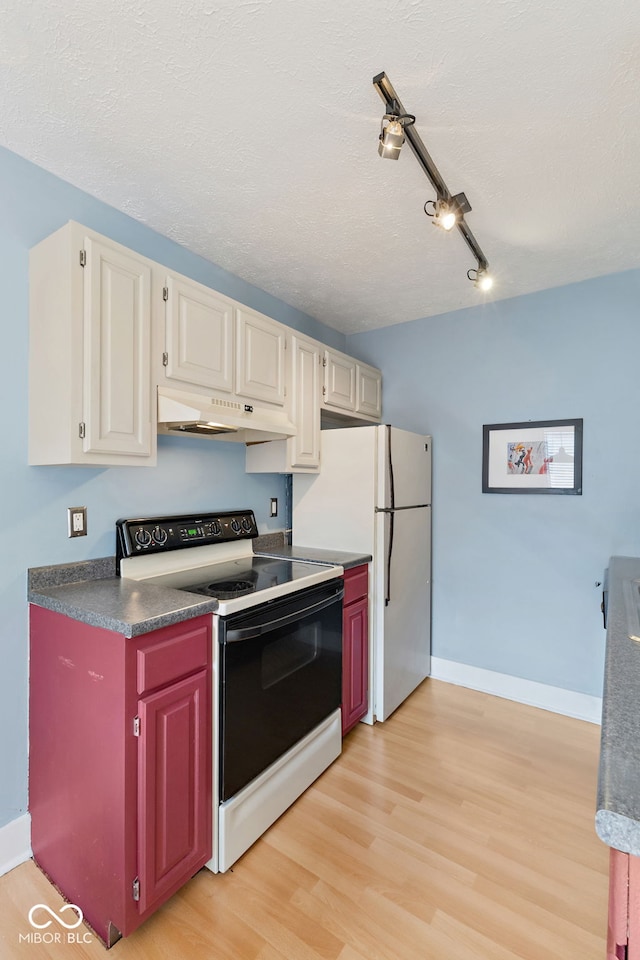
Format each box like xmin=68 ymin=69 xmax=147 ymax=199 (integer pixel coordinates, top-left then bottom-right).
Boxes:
xmin=482 ymin=419 xmax=583 ymax=495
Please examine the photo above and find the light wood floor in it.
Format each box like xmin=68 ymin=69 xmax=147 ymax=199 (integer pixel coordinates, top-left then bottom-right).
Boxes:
xmin=0 ymin=679 xmax=609 ymax=959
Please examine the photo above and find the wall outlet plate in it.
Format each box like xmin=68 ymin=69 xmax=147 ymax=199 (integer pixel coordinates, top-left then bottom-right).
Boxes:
xmin=68 ymin=506 xmax=87 ymax=538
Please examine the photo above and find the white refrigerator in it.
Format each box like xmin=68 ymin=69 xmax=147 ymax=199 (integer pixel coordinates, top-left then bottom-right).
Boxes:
xmin=292 ymin=424 xmax=432 ymax=723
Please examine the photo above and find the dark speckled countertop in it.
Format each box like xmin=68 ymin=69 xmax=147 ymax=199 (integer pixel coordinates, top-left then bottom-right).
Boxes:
xmin=26 ymin=533 xmax=367 ymax=639
xmin=596 ymin=556 xmax=640 ymax=854
xmin=254 ymin=544 xmax=371 ymax=569
xmin=28 ymin=556 xmax=217 ymax=638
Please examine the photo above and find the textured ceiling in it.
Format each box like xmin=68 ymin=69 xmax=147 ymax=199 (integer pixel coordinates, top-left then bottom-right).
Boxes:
xmin=1 ymin=0 xmax=639 ymax=334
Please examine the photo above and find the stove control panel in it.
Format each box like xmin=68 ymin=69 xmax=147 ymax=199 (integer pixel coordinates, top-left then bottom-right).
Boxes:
xmin=116 ymin=510 xmax=259 ymax=567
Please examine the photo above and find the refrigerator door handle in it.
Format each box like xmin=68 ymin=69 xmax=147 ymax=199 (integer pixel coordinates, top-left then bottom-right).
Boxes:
xmin=387 ymin=511 xmax=395 ymax=606
xmin=387 ymin=424 xmax=395 ymax=512
xmin=375 ymin=504 xmax=430 ymax=512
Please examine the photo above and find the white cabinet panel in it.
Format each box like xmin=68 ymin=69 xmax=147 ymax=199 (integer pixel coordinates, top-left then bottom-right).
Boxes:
xmin=244 ymin=334 xmax=319 ymax=474
xmin=323 ymin=350 xmax=356 ymax=412
xmin=356 ymin=364 xmax=382 ymax=419
xmin=236 ymin=308 xmax=286 ymax=406
xmin=29 ymin=222 xmax=155 ymax=466
xmin=83 ymin=236 xmax=152 ymax=457
xmin=163 ymin=275 xmax=234 ymax=392
xmin=290 ymin=336 xmax=320 ymax=469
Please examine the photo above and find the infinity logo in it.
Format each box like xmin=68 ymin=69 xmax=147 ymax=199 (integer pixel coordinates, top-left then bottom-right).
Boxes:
xmin=28 ymin=904 xmax=84 ymax=930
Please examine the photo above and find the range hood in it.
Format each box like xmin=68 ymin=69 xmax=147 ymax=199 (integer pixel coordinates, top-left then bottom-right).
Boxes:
xmin=157 ymin=387 xmax=297 ymax=443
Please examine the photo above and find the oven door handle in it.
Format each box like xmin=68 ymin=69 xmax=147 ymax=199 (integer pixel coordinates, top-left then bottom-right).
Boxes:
xmin=225 ymin=588 xmax=344 ymax=643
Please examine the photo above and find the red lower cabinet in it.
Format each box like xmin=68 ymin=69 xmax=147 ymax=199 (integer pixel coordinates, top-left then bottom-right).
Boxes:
xmin=607 ymin=847 xmax=640 ymax=960
xmin=342 ymin=565 xmax=369 ymax=735
xmin=29 ymin=606 xmax=212 ymax=946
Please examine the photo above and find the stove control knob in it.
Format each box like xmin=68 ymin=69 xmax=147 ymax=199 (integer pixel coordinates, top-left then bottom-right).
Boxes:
xmin=207 ymin=520 xmax=221 ymax=537
xmin=152 ymin=526 xmax=168 ymax=546
xmin=230 ymin=518 xmax=241 ymax=534
xmin=241 ymin=517 xmax=253 ymax=533
xmin=134 ymin=528 xmax=152 ymax=548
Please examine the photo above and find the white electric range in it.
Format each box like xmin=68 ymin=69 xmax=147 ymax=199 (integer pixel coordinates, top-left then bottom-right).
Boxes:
xmin=116 ymin=509 xmax=344 ymax=871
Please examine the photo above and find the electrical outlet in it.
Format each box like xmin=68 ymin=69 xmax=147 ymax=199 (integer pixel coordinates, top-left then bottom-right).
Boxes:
xmin=68 ymin=506 xmax=87 ymax=538
xmin=270 ymin=498 xmax=278 ymax=517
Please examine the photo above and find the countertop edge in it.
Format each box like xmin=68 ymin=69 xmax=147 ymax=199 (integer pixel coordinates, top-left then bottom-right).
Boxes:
xmin=597 ymin=555 xmax=640 ymax=851
xmin=28 ymin=582 xmax=218 ymax=638
xmin=254 ymin=545 xmax=372 ymax=569
xmin=595 ymin=809 xmax=640 ymax=856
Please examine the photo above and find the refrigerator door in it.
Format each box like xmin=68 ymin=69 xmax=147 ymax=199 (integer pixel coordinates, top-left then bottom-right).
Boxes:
xmin=374 ymin=504 xmax=431 ymax=721
xmin=377 ymin=426 xmax=432 ymax=509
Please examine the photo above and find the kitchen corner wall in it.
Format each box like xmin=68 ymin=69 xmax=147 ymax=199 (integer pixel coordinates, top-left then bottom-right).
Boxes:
xmin=348 ymin=271 xmax=640 ymax=703
xmin=0 ymin=145 xmax=346 ymax=832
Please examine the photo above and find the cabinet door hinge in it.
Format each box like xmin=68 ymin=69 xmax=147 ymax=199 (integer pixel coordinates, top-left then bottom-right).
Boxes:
xmin=132 ymin=877 xmax=140 ymax=902
xmin=162 ymin=352 xmax=168 ymax=367
xmin=133 ymin=716 xmax=141 ymax=737
xmin=78 ymin=422 xmax=86 ymax=439
xmin=79 ymin=249 xmax=87 ymax=268
xmin=322 ymin=386 xmax=326 ymax=397
xmin=162 ymin=286 xmax=169 ymax=301
xmin=322 ymin=356 xmax=327 ymax=367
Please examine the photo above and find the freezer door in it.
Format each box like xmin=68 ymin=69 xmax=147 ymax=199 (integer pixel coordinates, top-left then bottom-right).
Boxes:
xmin=373 ymin=504 xmax=431 ymax=721
xmin=377 ymin=427 xmax=432 ymax=509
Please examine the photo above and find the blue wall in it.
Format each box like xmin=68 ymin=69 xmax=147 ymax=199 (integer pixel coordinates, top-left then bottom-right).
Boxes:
xmin=0 ymin=146 xmax=346 ymax=831
xmin=348 ymin=272 xmax=640 ymax=700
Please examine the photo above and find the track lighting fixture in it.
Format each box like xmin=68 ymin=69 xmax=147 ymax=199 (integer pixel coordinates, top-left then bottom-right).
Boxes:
xmin=373 ymin=72 xmax=493 ymax=294
xmin=378 ymin=110 xmax=415 ymax=160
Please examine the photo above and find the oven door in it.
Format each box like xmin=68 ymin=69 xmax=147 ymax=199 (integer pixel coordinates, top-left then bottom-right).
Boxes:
xmin=219 ymin=578 xmax=343 ymax=802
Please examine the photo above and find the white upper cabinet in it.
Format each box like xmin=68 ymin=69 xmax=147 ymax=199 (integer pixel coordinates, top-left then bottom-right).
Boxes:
xmin=289 ymin=335 xmax=321 ymax=469
xmin=29 ymin=221 xmax=381 ymax=471
xmin=246 ymin=333 xmax=321 ymax=474
xmin=323 ymin=349 xmax=381 ymax=420
xmin=161 ymin=274 xmax=234 ymax=393
xmin=29 ymin=222 xmax=155 ymax=466
xmin=356 ymin=362 xmax=382 ymax=419
xmin=236 ymin=307 xmax=287 ymax=407
xmin=323 ymin=350 xmax=356 ymax=412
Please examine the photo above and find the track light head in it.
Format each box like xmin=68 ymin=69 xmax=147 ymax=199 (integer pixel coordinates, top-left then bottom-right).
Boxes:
xmin=467 ymin=266 xmax=494 ymax=292
xmin=425 ymin=193 xmax=472 ymax=231
xmin=378 ymin=112 xmax=415 ymax=160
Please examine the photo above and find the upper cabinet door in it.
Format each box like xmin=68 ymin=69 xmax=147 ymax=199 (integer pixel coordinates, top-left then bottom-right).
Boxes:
xmin=83 ymin=236 xmax=152 ymax=457
xmin=236 ymin=308 xmax=286 ymax=406
xmin=356 ymin=364 xmax=382 ymax=419
xmin=163 ymin=275 xmax=234 ymax=392
xmin=290 ymin=336 xmax=321 ymax=470
xmin=323 ymin=350 xmax=356 ymax=412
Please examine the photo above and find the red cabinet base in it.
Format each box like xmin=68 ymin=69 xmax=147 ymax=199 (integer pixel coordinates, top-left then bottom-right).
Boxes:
xmin=29 ymin=607 xmax=212 ymax=945
xmin=342 ymin=565 xmax=369 ymax=735
xmin=607 ymin=846 xmax=640 ymax=960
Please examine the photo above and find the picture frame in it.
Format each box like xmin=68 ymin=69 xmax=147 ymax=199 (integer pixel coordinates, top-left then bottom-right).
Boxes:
xmin=482 ymin=418 xmax=583 ymax=495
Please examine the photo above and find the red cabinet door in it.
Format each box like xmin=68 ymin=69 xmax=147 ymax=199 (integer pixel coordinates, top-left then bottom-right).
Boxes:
xmin=137 ymin=668 xmax=211 ymax=914
xmin=342 ymin=596 xmax=369 ymax=735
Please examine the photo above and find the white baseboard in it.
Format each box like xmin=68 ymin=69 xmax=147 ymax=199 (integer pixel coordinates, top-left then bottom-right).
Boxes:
xmin=0 ymin=814 xmax=32 ymax=877
xmin=431 ymin=657 xmax=602 ymax=724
